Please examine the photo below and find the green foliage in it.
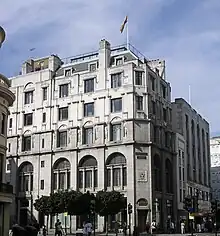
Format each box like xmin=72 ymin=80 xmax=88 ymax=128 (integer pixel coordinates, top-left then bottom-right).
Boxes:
xmin=96 ymin=190 xmax=126 ymax=216
xmin=34 ymin=196 xmax=50 ymax=216
xmin=48 ymin=191 xmax=66 ymax=215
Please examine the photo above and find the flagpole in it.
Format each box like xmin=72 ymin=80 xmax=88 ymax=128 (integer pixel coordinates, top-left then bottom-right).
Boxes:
xmin=188 ymin=85 xmax=191 ymax=105
xmin=126 ymin=18 xmax=129 ymax=50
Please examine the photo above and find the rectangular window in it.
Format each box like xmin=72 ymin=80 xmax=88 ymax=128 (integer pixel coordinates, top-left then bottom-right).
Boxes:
xmin=83 ymin=127 xmax=93 ymax=145
xmin=42 ymin=138 xmax=45 ymax=148
xmin=58 ymin=107 xmax=68 ymax=121
xmin=111 ymin=98 xmax=122 ymax=113
xmin=42 ymin=112 xmax=46 ymax=123
xmin=58 ymin=172 xmax=65 ymax=189
xmin=111 ymin=73 xmax=122 ymax=88
xmin=24 ymin=113 xmax=33 ymax=126
xmin=161 ymin=84 xmax=166 ymax=98
xmin=7 ymin=162 xmax=11 ymax=171
xmin=59 ymin=84 xmax=69 ymax=98
xmin=89 ymin=64 xmax=96 ymax=72
xmin=136 ymin=96 xmax=143 ymax=110
xmin=179 ymin=167 xmax=182 ymax=180
xmin=113 ymin=168 xmax=121 ymax=186
xmin=40 ymin=180 xmax=44 ymax=190
xmin=152 ymin=101 xmax=156 ymax=115
xmin=150 ymin=75 xmax=155 ymax=91
xmin=123 ymin=167 xmax=127 ymax=186
xmin=84 ymin=78 xmax=94 ymax=93
xmin=107 ymin=169 xmax=111 ymax=187
xmin=163 ymin=108 xmax=167 ymax=121
xmin=24 ymin=91 xmax=33 ymax=104
xmin=42 ymin=87 xmax=47 ymax=101
xmin=135 ymin=71 xmax=143 ymax=85
xmin=110 ymin=124 xmax=122 ymax=141
xmin=65 ymin=69 xmax=71 ymax=77
xmin=180 ymin=189 xmax=182 ymax=202
xmin=115 ymin=58 xmax=123 ymax=66
xmin=85 ymin=170 xmax=92 ymax=188
xmin=57 ymin=131 xmax=67 ymax=147
xmin=8 ymin=143 xmax=11 ymax=152
xmin=94 ymin=169 xmax=98 ymax=188
xmin=84 ymin=103 xmax=94 ymax=117
xmin=23 ymin=136 xmax=31 ymax=151
xmin=79 ymin=171 xmax=83 ymax=188
xmin=41 ymin=161 xmax=45 ymax=168
xmin=1 ymin=113 xmax=6 ymax=135
xmin=9 ymin=118 xmax=13 ymax=128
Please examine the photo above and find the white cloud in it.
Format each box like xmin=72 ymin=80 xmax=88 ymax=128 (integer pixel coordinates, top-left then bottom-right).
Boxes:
xmin=0 ymin=0 xmax=219 ymax=134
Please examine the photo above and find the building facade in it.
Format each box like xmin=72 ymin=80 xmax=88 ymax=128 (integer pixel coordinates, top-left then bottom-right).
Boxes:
xmin=172 ymin=98 xmax=211 ymax=220
xmin=6 ymin=39 xmax=176 ymax=232
xmin=0 ymin=74 xmax=15 ymax=236
xmin=210 ymin=136 xmax=220 ymax=200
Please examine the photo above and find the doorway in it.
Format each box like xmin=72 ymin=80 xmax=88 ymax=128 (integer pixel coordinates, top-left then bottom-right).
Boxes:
xmin=138 ymin=210 xmax=148 ymax=233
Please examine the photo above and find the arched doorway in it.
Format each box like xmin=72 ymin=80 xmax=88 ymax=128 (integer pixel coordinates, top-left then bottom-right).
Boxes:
xmin=18 ymin=162 xmax=34 ymax=226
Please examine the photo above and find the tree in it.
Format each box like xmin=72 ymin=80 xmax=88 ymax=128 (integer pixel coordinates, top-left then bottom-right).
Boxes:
xmin=48 ymin=191 xmax=66 ymax=215
xmin=68 ymin=191 xmax=95 ymax=216
xmin=34 ymin=196 xmax=50 ymax=229
xmin=96 ymin=190 xmax=127 ymax=232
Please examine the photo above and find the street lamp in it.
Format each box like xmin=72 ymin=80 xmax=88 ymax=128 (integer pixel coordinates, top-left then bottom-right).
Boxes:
xmin=0 ymin=26 xmax=6 ymax=48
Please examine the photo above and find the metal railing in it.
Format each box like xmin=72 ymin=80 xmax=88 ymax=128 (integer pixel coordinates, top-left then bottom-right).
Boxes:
xmin=61 ymin=43 xmax=147 ymax=65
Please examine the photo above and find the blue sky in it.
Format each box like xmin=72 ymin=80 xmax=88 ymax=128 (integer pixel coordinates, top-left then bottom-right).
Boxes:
xmin=0 ymin=0 xmax=219 ymax=136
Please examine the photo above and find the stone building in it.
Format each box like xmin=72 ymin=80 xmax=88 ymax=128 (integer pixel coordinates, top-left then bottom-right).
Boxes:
xmin=0 ymin=74 xmax=15 ymax=235
xmin=210 ymin=136 xmax=220 ymax=200
xmin=172 ymin=98 xmax=211 ymax=221
xmin=6 ymin=39 xmax=176 ymax=232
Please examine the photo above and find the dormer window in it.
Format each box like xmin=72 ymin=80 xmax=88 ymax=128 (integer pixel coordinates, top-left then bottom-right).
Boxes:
xmin=65 ymin=69 xmax=71 ymax=77
xmin=89 ymin=63 xmax=97 ymax=72
xmin=116 ymin=58 xmax=123 ymax=66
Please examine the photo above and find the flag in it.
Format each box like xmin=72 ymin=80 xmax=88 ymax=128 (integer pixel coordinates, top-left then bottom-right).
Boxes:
xmin=120 ymin=15 xmax=128 ymax=33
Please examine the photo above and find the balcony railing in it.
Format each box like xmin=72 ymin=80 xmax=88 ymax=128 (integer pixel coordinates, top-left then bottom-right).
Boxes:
xmin=0 ymin=183 xmax=13 ymax=194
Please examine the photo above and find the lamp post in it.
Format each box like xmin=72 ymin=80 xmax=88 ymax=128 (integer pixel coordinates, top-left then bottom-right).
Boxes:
xmin=0 ymin=26 xmax=6 ymax=48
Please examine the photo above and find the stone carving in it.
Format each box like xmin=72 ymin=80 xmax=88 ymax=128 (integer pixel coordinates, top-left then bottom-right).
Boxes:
xmin=138 ymin=171 xmax=148 ymax=182
xmin=123 ymin=123 xmax=128 ymax=137
xmin=78 ymin=130 xmax=81 ymax=143
xmin=105 ymin=126 xmax=108 ymax=140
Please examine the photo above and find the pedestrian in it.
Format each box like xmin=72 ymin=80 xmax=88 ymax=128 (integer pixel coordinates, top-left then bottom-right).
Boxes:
xmin=42 ymin=225 xmax=47 ymax=236
xmin=55 ymin=219 xmax=62 ymax=236
xmin=85 ymin=220 xmax=92 ymax=236
xmin=181 ymin=221 xmax=185 ymax=234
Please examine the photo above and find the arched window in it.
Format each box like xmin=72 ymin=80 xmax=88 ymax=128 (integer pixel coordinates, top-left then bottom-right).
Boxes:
xmin=82 ymin=121 xmax=94 ymax=145
xmin=106 ymin=153 xmax=126 ymax=188
xmin=18 ymin=162 xmax=33 ymax=192
xmin=153 ymin=155 xmax=162 ymax=191
xmin=78 ymin=156 xmax=97 ymax=189
xmin=53 ymin=158 xmax=70 ymax=190
xmin=110 ymin=117 xmax=122 ymax=142
xmin=165 ymin=159 xmax=173 ymax=193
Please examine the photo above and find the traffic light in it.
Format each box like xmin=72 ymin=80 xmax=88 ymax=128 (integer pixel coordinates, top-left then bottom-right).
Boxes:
xmin=211 ymin=200 xmax=218 ymax=213
xmin=90 ymin=199 xmax=96 ymax=214
xmin=128 ymin=203 xmax=132 ymax=214
xmin=183 ymin=196 xmax=192 ymax=212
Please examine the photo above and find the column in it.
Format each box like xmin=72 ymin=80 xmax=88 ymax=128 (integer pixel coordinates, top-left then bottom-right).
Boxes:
xmin=29 ymin=173 xmax=31 ymax=192
xmin=56 ymin=172 xmax=59 ymax=190
xmin=120 ymin=166 xmax=123 ymax=189
xmin=92 ymin=168 xmax=94 ymax=190
xmin=65 ymin=170 xmax=68 ymax=189
xmin=83 ymin=169 xmax=85 ymax=190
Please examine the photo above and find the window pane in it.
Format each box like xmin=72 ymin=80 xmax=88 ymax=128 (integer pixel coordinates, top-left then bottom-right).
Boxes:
xmin=59 ymin=107 xmax=68 ymax=120
xmin=59 ymin=84 xmax=69 ymax=98
xmin=113 ymin=168 xmax=121 ymax=186
xmin=58 ymin=131 xmax=67 ymax=147
xmin=111 ymin=73 xmax=122 ymax=88
xmin=94 ymin=169 xmax=98 ymax=187
xmin=79 ymin=171 xmax=83 ymax=188
xmin=135 ymin=71 xmax=142 ymax=85
xmin=111 ymin=98 xmax=122 ymax=113
xmin=67 ymin=172 xmax=70 ymax=189
xmin=30 ymin=174 xmax=33 ymax=191
xmin=24 ymin=175 xmax=29 ymax=191
xmin=107 ymin=169 xmax=111 ymax=187
xmin=84 ymin=128 xmax=93 ymax=144
xmin=85 ymin=170 xmax=92 ymax=188
xmin=53 ymin=173 xmax=57 ymax=190
xmin=84 ymin=103 xmax=94 ymax=117
xmin=84 ymin=79 xmax=94 ymax=93
xmin=59 ymin=173 xmax=65 ymax=189
xmin=111 ymin=124 xmax=121 ymax=141
xmin=123 ymin=167 xmax=127 ymax=186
